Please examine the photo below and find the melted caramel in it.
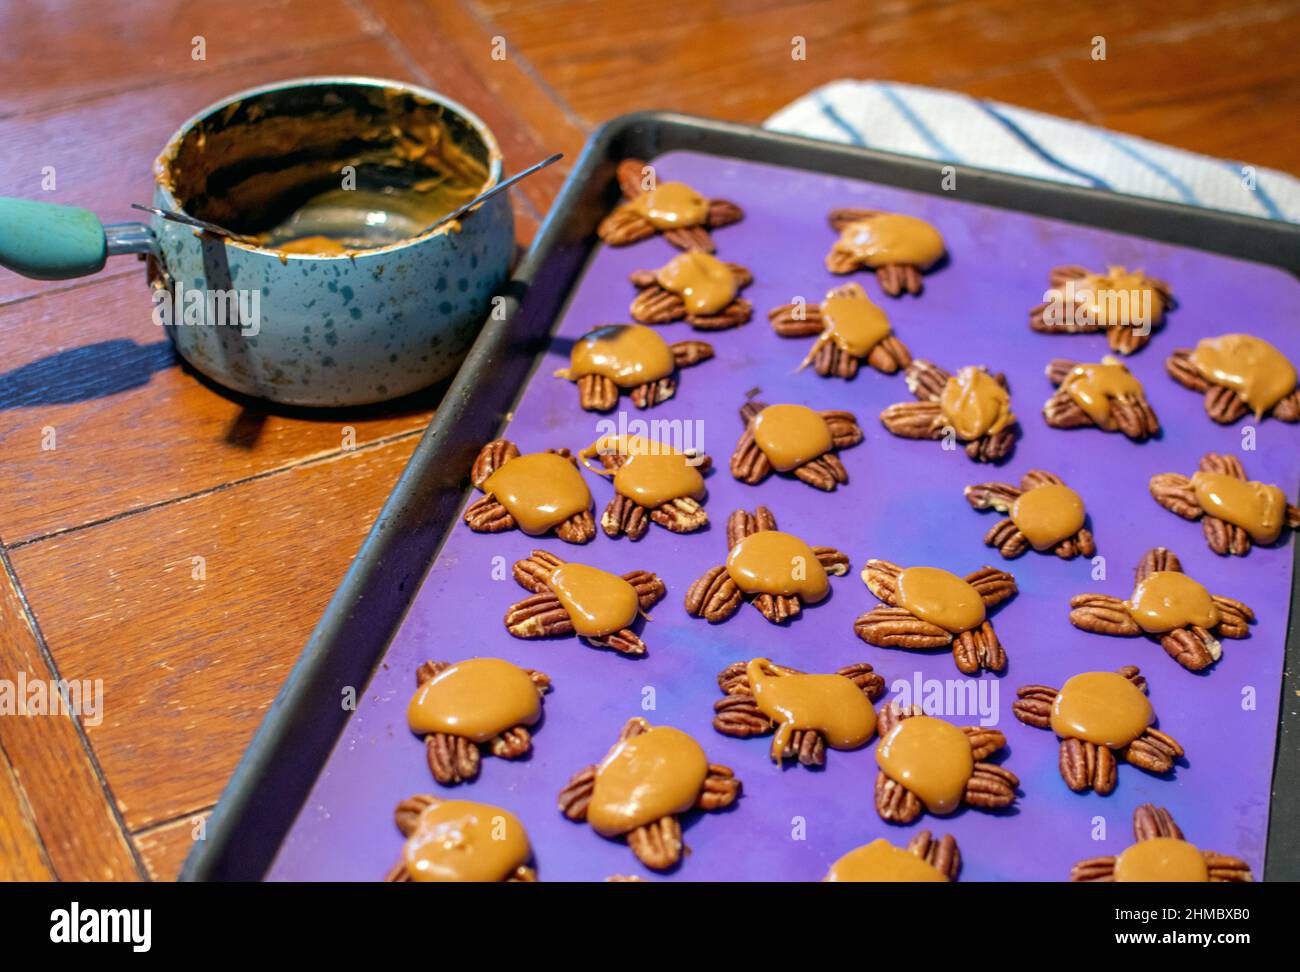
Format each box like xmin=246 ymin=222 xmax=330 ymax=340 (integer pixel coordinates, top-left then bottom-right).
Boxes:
xmin=824 ymin=839 xmax=947 ymax=882
xmin=821 ymin=291 xmax=892 ymax=356
xmin=655 ymin=252 xmax=736 ymax=315
xmin=1011 ymin=484 xmax=1086 ymax=551
xmin=482 ymin=453 xmax=591 ymax=535
xmin=1127 ymin=571 xmax=1220 ymax=634
xmin=1114 ymin=837 xmax=1209 ymax=883
xmin=938 ymin=367 xmax=1013 ymax=441
xmin=407 ymin=658 xmax=541 ymax=741
xmin=560 ymin=324 xmax=675 ymax=388
xmin=628 ymin=182 xmax=708 ymax=229
xmin=1060 ymin=358 xmax=1146 ymax=430
xmin=580 ymin=434 xmax=706 ymax=509
xmin=546 ymin=563 xmax=640 ymax=637
xmin=1050 ymin=671 xmax=1152 ymax=748
xmin=587 ymin=725 xmax=709 ymax=837
xmin=726 ymin=531 xmax=829 ymax=602
xmin=1191 ymin=471 xmax=1286 ymax=545
xmin=752 ymin=404 xmax=833 ymax=471
xmin=746 ymin=658 xmax=876 ymax=761
xmin=1189 ymin=334 xmax=1297 ymax=417
xmin=834 ymin=214 xmax=945 ymax=269
xmin=1074 ymin=267 xmax=1165 ymax=326
xmin=403 ymin=799 xmax=531 ymax=882
xmin=894 ymin=566 xmax=985 ymax=634
xmin=876 ymin=715 xmax=973 ymax=816
xmin=275 ymin=234 xmax=350 ymax=255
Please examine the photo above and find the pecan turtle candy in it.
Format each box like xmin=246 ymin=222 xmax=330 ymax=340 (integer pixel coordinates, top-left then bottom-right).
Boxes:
xmin=578 ymin=434 xmax=710 ymax=540
xmin=824 ymin=833 xmax=961 ymax=882
xmin=504 ymin=550 xmax=665 ymax=656
xmin=557 ymin=717 xmax=741 ymax=872
xmin=596 ymin=159 xmax=743 ymax=252
xmin=554 ymin=323 xmax=713 ymax=412
xmin=964 ymin=469 xmax=1095 ymax=560
xmin=855 ymin=559 xmax=1017 ymax=675
xmin=463 ymin=439 xmax=595 ymax=543
xmin=825 ymin=209 xmax=946 ymax=296
xmin=873 ymin=702 xmax=1018 ymax=824
xmin=384 ymin=795 xmax=536 ymax=882
xmin=628 ymin=252 xmax=753 ymax=330
xmin=1150 ymin=452 xmax=1300 ymax=557
xmin=407 ymin=658 xmax=551 ymax=785
xmin=1013 ymin=666 xmax=1183 ymax=795
xmin=880 ymin=360 xmax=1018 ymax=463
xmin=1071 ymin=804 xmax=1252 ymax=882
xmin=730 ymin=400 xmax=863 ymax=491
xmin=1166 ymin=332 xmax=1300 ymax=423
xmin=1029 ymin=265 xmax=1172 ymax=355
xmin=1068 ymin=547 xmax=1254 ymax=672
xmin=684 ymin=506 xmax=850 ymax=625
xmin=712 ymin=657 xmax=886 ymax=767
xmin=768 ymin=282 xmax=912 ymax=379
xmin=1042 ymin=356 xmax=1160 ymax=442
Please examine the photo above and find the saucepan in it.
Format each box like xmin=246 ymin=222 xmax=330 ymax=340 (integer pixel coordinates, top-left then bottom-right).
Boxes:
xmin=0 ymin=77 xmax=514 ymax=406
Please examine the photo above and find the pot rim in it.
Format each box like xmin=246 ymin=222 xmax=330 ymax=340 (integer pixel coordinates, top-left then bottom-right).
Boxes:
xmin=152 ymin=75 xmax=506 ymax=261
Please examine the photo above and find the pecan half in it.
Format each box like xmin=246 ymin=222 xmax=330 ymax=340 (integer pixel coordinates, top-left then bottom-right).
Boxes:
xmin=952 ymin=621 xmax=1006 ymax=674
xmin=490 ymin=727 xmax=532 ymax=759
xmin=627 ymin=816 xmax=683 ymax=871
xmin=965 ymin=763 xmax=1019 ymax=807
xmin=1159 ymin=626 xmax=1220 ymax=671
xmin=557 ymin=765 xmax=597 ymax=821
xmin=427 ymin=732 xmax=482 ymax=785
xmin=1123 ymin=728 xmax=1183 ymax=775
xmin=470 ymin=439 xmax=519 ymax=487
xmin=696 ymin=764 xmax=741 ymax=809
xmin=908 ymin=831 xmax=961 ymax=881
xmin=875 ymin=771 xmax=924 ymax=824
xmin=713 ymin=693 xmax=772 ymax=737
xmin=685 ymin=565 xmax=743 ymax=622
xmin=1059 ymin=737 xmax=1117 ymax=794
xmin=854 ymin=605 xmax=951 ymax=648
xmin=602 ymin=493 xmax=650 ymax=540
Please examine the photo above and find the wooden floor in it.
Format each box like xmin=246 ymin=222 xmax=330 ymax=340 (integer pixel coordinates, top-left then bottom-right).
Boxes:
xmin=0 ymin=0 xmax=1295 ymax=881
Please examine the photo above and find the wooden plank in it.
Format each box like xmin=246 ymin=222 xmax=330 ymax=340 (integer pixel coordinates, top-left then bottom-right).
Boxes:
xmin=9 ymin=434 xmax=424 ymax=830
xmin=0 ymin=747 xmax=56 ymax=881
xmin=0 ymin=271 xmax=435 ymax=545
xmin=0 ymin=558 xmax=141 ymax=879
xmin=466 ymin=0 xmax=1298 ymax=171
xmin=0 ymin=0 xmax=378 ymax=117
xmin=135 ymin=812 xmax=209 ymax=881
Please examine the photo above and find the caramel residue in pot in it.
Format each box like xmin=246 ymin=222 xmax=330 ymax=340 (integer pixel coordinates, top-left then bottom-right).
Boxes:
xmin=581 ymin=435 xmax=705 ymax=509
xmin=1126 ymin=571 xmax=1220 ymax=634
xmin=1190 ymin=471 xmax=1286 ymax=545
xmin=832 ymin=214 xmax=945 ymax=269
xmin=824 ymin=839 xmax=947 ymax=882
xmin=482 ymin=453 xmax=591 ymax=535
xmin=545 ymin=563 xmax=640 ymax=637
xmin=407 ymin=658 xmax=541 ymax=741
xmin=558 ymin=325 xmax=675 ymax=388
xmin=746 ymin=658 xmax=876 ymax=761
xmin=1060 ymin=358 xmax=1146 ymax=430
xmin=938 ymin=367 xmax=1013 ymax=441
xmin=273 ymin=234 xmax=351 ymax=255
xmin=1073 ymin=267 xmax=1165 ymax=326
xmin=1188 ymin=334 xmax=1297 ymax=417
xmin=820 ymin=290 xmax=892 ymax=356
xmin=628 ymin=182 xmax=708 ymax=229
xmin=403 ymin=799 xmax=531 ymax=882
xmin=893 ymin=566 xmax=985 ymax=634
xmin=1113 ymin=837 xmax=1209 ymax=883
xmin=726 ymin=531 xmax=829 ymax=603
xmin=655 ymin=252 xmax=736 ymax=315
xmin=751 ymin=404 xmax=832 ymax=471
xmin=1050 ymin=671 xmax=1153 ymax=749
xmin=876 ymin=715 xmax=974 ymax=816
xmin=587 ymin=725 xmax=709 ymax=837
xmin=1010 ymin=484 xmax=1086 ymax=551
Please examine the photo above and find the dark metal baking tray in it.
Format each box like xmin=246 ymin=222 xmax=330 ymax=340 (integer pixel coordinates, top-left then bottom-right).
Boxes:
xmin=181 ymin=111 xmax=1300 ymax=881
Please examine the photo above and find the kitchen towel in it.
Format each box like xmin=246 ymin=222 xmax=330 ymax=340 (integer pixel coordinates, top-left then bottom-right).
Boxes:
xmin=766 ymin=80 xmax=1299 ymax=223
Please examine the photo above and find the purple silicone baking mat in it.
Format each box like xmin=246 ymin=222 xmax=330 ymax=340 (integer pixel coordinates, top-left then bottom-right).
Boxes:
xmin=269 ymin=150 xmax=1298 ymax=882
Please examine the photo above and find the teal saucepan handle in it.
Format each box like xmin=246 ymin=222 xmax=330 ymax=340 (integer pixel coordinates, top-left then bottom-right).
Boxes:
xmin=0 ymin=197 xmax=157 ymax=281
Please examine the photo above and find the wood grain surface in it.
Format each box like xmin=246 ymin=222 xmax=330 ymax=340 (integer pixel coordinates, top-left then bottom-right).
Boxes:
xmin=0 ymin=0 xmax=1293 ymax=881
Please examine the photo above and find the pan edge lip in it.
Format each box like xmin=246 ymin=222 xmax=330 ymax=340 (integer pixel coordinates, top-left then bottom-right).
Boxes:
xmin=151 ymin=75 xmax=507 ymax=260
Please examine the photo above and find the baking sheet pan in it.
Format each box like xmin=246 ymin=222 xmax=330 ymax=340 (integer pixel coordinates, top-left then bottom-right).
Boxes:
xmin=182 ymin=113 xmax=1300 ymax=881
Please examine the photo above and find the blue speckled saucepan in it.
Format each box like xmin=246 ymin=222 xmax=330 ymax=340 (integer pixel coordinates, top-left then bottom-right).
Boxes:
xmin=0 ymin=77 xmax=513 ymax=406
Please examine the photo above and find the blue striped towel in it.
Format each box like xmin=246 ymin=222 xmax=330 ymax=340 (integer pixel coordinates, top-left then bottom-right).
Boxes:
xmin=765 ymin=80 xmax=1299 ymax=224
